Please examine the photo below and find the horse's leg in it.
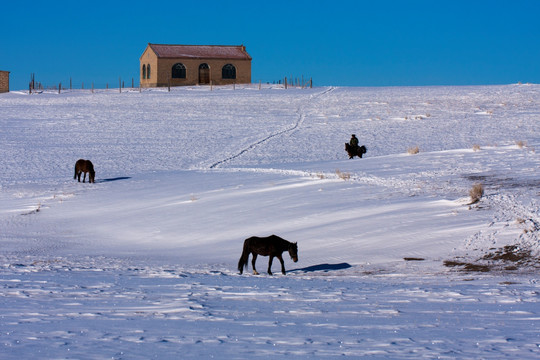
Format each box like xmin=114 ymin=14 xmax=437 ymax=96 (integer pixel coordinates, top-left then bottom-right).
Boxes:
xmin=82 ymin=172 xmax=87 ymax=183
xmin=77 ymin=172 xmax=81 ymax=182
xmin=277 ymin=254 xmax=286 ymax=275
xmin=251 ymin=253 xmax=259 ymax=275
xmin=267 ymin=256 xmax=274 ymax=276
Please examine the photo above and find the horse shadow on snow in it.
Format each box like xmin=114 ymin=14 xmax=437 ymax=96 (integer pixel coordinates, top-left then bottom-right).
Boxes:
xmin=289 ymin=262 xmax=352 ymax=273
xmin=95 ymin=177 xmax=132 ymax=183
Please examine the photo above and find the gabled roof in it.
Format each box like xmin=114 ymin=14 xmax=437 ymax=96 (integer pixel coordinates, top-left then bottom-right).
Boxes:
xmin=145 ymin=44 xmax=252 ymax=60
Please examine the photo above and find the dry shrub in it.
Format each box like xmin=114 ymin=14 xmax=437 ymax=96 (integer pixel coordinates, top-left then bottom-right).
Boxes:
xmin=515 ymin=140 xmax=526 ymax=149
xmin=408 ymin=146 xmax=419 ymax=155
xmin=335 ymin=169 xmax=351 ymax=180
xmin=472 ymin=144 xmax=481 ymax=152
xmin=469 ymin=183 xmax=484 ymax=204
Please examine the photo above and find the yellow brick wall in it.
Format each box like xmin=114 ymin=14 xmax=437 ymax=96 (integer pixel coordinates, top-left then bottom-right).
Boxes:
xmin=139 ymin=48 xmax=159 ymax=88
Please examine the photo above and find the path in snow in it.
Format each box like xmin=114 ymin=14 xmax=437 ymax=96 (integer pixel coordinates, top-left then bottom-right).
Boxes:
xmin=210 ymin=87 xmax=336 ymax=168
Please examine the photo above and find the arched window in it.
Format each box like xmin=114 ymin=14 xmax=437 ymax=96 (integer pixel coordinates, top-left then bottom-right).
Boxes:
xmin=142 ymin=64 xmax=146 ymax=79
xmin=222 ymin=64 xmax=236 ymax=79
xmin=147 ymin=64 xmax=151 ymax=79
xmin=172 ymin=63 xmax=186 ymax=79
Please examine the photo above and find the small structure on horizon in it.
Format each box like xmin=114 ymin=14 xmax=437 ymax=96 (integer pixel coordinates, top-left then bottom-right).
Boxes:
xmin=140 ymin=43 xmax=252 ymax=88
xmin=0 ymin=70 xmax=9 ymax=93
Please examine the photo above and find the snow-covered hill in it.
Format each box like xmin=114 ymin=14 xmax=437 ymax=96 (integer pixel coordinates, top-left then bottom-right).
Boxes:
xmin=1 ymin=84 xmax=539 ymax=358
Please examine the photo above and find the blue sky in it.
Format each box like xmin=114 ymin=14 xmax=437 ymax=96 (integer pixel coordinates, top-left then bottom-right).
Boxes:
xmin=2 ymin=0 xmax=539 ymax=90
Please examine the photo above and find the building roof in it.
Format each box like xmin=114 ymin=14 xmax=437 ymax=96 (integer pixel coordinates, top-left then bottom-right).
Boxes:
xmin=146 ymin=44 xmax=252 ymax=60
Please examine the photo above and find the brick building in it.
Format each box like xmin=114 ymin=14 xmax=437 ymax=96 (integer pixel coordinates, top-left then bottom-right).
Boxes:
xmin=140 ymin=44 xmax=251 ymax=88
xmin=0 ymin=71 xmax=9 ymax=93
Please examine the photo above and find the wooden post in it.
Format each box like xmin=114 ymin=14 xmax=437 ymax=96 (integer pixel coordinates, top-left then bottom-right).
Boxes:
xmin=59 ymin=82 xmax=61 ymax=94
xmin=70 ymin=77 xmax=72 ymax=90
xmin=91 ymin=82 xmax=94 ymax=93
xmin=284 ymin=77 xmax=288 ymax=89
xmin=132 ymin=77 xmax=134 ymax=88
xmin=310 ymin=78 xmax=313 ymax=88
xmin=259 ymin=80 xmax=261 ymax=90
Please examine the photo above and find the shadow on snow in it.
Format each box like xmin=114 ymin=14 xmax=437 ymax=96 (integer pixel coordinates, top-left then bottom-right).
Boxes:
xmin=290 ymin=262 xmax=352 ymax=273
xmin=97 ymin=177 xmax=132 ymax=183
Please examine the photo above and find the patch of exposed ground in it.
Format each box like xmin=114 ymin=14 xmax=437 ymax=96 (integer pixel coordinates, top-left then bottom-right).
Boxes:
xmin=444 ymin=245 xmax=540 ymax=273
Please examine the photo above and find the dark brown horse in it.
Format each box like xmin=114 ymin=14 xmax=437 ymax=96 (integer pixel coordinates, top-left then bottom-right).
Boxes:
xmin=345 ymin=143 xmax=367 ymax=159
xmin=74 ymin=159 xmax=95 ymax=183
xmin=238 ymin=235 xmax=298 ymax=275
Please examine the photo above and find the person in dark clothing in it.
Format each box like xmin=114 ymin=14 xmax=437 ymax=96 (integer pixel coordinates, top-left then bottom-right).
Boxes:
xmin=349 ymin=134 xmax=359 ymax=150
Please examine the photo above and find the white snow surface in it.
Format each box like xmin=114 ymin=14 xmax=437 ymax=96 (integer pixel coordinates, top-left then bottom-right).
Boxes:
xmin=1 ymin=84 xmax=539 ymax=359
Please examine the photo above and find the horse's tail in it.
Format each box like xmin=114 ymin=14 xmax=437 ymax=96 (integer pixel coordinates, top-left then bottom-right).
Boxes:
xmin=74 ymin=163 xmax=78 ymax=179
xmin=237 ymin=239 xmax=250 ymax=274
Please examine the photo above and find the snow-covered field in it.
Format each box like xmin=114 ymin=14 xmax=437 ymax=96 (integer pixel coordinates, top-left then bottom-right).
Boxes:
xmin=1 ymin=84 xmax=539 ymax=358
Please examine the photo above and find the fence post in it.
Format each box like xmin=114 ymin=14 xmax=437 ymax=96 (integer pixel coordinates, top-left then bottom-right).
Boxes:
xmin=284 ymin=77 xmax=288 ymax=89
xmin=70 ymin=77 xmax=72 ymax=90
xmin=91 ymin=82 xmax=94 ymax=93
xmin=59 ymin=82 xmax=61 ymax=94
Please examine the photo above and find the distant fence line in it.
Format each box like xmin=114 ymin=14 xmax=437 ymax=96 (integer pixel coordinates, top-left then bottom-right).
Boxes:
xmin=28 ymin=75 xmax=313 ymax=94
xmin=29 ymin=76 xmax=136 ymax=94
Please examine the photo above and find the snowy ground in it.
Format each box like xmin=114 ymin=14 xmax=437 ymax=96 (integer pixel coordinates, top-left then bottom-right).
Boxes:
xmin=1 ymin=84 xmax=539 ymax=358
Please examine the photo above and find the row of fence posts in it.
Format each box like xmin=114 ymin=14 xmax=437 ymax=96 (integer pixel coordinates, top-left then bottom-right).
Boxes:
xmin=283 ymin=76 xmax=313 ymax=89
xmin=30 ymin=76 xmax=137 ymax=94
xmin=29 ymin=75 xmax=313 ymax=94
xmin=163 ymin=77 xmax=312 ymax=92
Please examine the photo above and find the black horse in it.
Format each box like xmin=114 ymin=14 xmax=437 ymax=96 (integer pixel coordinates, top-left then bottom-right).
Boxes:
xmin=345 ymin=143 xmax=367 ymax=159
xmin=238 ymin=235 xmax=298 ymax=275
xmin=74 ymin=159 xmax=95 ymax=183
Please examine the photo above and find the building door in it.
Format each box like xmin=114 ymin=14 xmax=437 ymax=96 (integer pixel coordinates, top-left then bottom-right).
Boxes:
xmin=199 ymin=63 xmax=210 ymax=84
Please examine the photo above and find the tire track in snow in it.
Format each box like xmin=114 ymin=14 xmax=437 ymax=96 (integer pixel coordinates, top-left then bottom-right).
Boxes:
xmin=209 ymin=87 xmax=336 ymax=169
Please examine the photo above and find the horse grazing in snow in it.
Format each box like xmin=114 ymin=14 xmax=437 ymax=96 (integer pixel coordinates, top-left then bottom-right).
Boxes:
xmin=74 ymin=159 xmax=95 ymax=183
xmin=345 ymin=143 xmax=367 ymax=159
xmin=238 ymin=235 xmax=298 ymax=275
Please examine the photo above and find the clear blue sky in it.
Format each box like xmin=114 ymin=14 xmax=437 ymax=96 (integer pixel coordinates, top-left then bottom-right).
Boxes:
xmin=2 ymin=0 xmax=539 ymax=90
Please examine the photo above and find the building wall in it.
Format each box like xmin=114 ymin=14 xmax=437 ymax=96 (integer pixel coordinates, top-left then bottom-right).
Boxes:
xmin=139 ymin=48 xmax=159 ymax=88
xmin=140 ymin=48 xmax=251 ymax=88
xmin=0 ymin=71 xmax=9 ymax=93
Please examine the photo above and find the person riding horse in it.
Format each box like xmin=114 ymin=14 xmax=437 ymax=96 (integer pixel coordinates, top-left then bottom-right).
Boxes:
xmin=345 ymin=134 xmax=367 ymax=159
